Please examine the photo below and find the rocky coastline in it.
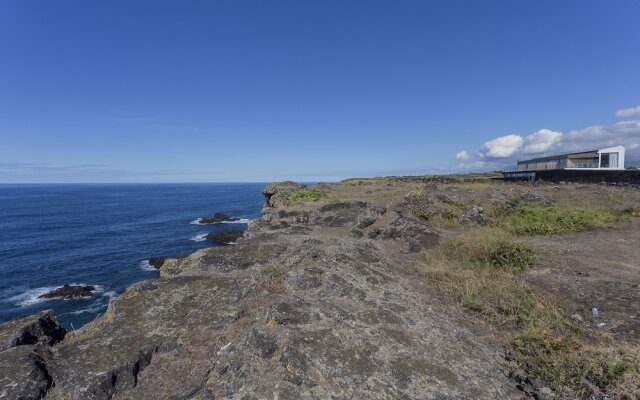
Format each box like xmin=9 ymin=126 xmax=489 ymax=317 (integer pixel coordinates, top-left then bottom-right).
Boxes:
xmin=0 ymin=178 xmax=516 ymax=399
xmin=2 ymin=177 xmax=639 ymax=399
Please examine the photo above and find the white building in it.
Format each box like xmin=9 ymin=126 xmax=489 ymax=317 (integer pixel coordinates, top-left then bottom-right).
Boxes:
xmin=514 ymin=146 xmax=626 ymax=172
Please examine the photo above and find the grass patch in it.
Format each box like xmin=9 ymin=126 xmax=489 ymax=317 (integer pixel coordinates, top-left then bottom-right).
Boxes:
xmin=494 ymin=202 xmax=624 ymax=235
xmin=277 ymin=189 xmax=327 ymax=205
xmin=258 ymin=265 xmax=287 ymax=293
xmin=512 ymin=330 xmax=640 ymax=397
xmin=419 ymin=228 xmax=640 ymax=397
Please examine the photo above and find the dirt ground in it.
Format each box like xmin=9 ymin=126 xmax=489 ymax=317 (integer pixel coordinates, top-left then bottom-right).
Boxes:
xmin=527 ymin=219 xmax=640 ymax=344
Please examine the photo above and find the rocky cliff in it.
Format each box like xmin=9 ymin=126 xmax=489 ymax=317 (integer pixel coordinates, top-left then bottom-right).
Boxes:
xmin=1 ymin=179 xmax=530 ymax=399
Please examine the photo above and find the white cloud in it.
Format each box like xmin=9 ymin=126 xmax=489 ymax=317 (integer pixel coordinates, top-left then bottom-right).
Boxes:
xmin=522 ymin=129 xmax=562 ymax=154
xmin=616 ymin=106 xmax=640 ymax=118
xmin=455 ymin=150 xmax=470 ymax=161
xmin=562 ymin=120 xmax=640 ymax=152
xmin=481 ymin=134 xmax=523 ymax=158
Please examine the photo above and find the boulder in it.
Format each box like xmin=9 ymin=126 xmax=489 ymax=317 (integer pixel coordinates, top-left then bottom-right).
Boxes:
xmin=38 ymin=285 xmax=95 ymax=300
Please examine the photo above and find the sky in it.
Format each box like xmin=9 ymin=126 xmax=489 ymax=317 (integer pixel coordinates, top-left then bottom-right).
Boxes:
xmin=1 ymin=0 xmax=640 ymax=183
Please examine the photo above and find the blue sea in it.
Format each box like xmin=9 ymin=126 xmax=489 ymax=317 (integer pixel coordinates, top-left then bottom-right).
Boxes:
xmin=0 ymin=183 xmax=265 ymax=329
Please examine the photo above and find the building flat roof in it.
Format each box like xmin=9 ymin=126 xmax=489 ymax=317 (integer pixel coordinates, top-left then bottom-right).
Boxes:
xmin=517 ymin=149 xmax=597 ymax=164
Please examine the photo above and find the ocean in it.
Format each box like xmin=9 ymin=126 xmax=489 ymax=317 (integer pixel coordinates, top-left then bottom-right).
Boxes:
xmin=0 ymin=183 xmax=265 ymax=328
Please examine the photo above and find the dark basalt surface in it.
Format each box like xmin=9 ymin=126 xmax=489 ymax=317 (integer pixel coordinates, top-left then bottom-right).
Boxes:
xmin=147 ymin=257 xmax=167 ymax=269
xmin=0 ymin=310 xmax=65 ymax=400
xmin=199 ymin=212 xmax=240 ymax=224
xmin=38 ymin=285 xmax=95 ymax=300
xmin=205 ymin=230 xmax=245 ymax=244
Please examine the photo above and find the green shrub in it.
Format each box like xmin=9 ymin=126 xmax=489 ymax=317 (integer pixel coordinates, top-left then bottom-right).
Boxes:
xmin=487 ymin=242 xmax=535 ymax=273
xmin=441 ymin=230 xmax=535 ymax=273
xmin=608 ymin=362 xmax=636 ymax=379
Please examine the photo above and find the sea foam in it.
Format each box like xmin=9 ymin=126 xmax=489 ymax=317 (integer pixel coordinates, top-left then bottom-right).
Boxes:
xmin=191 ymin=233 xmax=207 ymax=242
xmin=190 ymin=217 xmax=251 ymax=225
xmin=139 ymin=260 xmax=158 ymax=271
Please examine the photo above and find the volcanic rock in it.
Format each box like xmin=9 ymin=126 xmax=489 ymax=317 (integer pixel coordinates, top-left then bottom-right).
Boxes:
xmin=38 ymin=285 xmax=95 ymax=300
xmin=147 ymin=257 xmax=167 ymax=269
xmin=199 ymin=213 xmax=240 ymax=224
xmin=204 ymin=230 xmax=245 ymax=244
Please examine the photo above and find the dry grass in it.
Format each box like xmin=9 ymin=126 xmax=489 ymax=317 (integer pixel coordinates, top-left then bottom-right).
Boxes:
xmin=257 ymin=264 xmax=287 ymax=293
xmin=418 ymin=227 xmax=640 ymax=398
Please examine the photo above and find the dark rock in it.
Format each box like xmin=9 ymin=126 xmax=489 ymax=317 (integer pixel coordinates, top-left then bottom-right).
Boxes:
xmin=295 ymin=267 xmax=324 ymax=290
xmin=356 ymin=215 xmax=376 ymax=229
xmin=147 ymin=257 xmax=167 ymax=269
xmin=205 ymin=230 xmax=245 ymax=244
xmin=199 ymin=213 xmax=240 ymax=224
xmin=268 ymin=301 xmax=310 ymax=325
xmin=279 ymin=346 xmax=309 ymax=386
xmin=320 ymin=215 xmax=355 ymax=227
xmin=318 ymin=201 xmax=367 ymax=213
xmin=0 ymin=310 xmax=66 ymax=352
xmin=0 ymin=346 xmax=53 ymax=400
xmin=246 ymin=330 xmax=278 ymax=359
xmin=49 ymin=345 xmax=158 ymax=400
xmin=367 ymin=228 xmax=381 ymax=239
xmin=38 ymin=284 xmax=95 ymax=300
xmin=350 ymin=229 xmax=364 ymax=238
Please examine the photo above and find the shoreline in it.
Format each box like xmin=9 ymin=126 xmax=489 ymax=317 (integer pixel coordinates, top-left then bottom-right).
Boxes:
xmin=2 ymin=177 xmax=639 ymax=399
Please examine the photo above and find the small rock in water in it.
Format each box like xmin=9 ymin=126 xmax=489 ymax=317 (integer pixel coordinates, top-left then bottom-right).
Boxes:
xmin=199 ymin=213 xmax=240 ymax=224
xmin=38 ymin=284 xmax=95 ymax=300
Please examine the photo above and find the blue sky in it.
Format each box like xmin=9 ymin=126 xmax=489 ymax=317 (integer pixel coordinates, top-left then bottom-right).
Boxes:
xmin=1 ymin=1 xmax=639 ymax=183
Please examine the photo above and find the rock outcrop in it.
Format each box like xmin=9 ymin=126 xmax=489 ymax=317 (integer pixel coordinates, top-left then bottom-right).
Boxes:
xmin=204 ymin=230 xmax=245 ymax=244
xmin=0 ymin=310 xmax=65 ymax=400
xmin=38 ymin=285 xmax=95 ymax=300
xmin=199 ymin=213 xmax=240 ymax=224
xmin=147 ymin=257 xmax=167 ymax=269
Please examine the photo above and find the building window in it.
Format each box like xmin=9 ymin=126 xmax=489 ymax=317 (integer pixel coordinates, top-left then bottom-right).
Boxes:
xmin=601 ymin=153 xmax=618 ymax=168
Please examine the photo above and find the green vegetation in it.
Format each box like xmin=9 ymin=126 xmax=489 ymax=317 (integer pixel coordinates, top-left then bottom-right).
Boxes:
xmin=513 ymin=331 xmax=640 ymax=396
xmin=277 ymin=189 xmax=327 ymax=205
xmin=419 ymin=229 xmax=544 ymax=327
xmin=492 ymin=202 xmax=624 ymax=235
xmin=418 ymin=227 xmax=640 ymax=397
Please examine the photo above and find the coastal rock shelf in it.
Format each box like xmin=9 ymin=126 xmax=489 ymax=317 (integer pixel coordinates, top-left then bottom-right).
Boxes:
xmin=0 ymin=179 xmax=520 ymax=399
